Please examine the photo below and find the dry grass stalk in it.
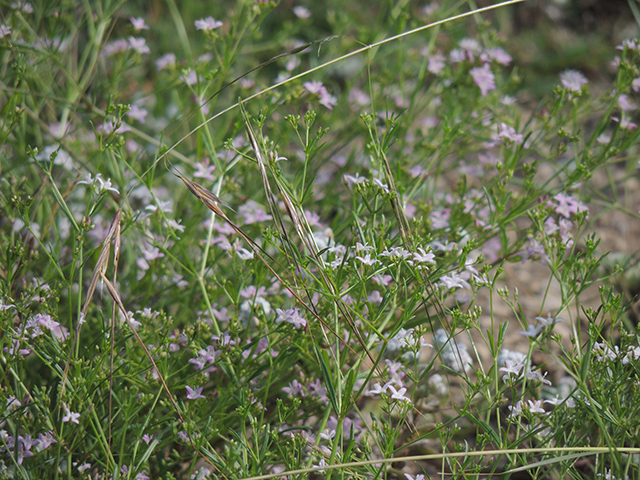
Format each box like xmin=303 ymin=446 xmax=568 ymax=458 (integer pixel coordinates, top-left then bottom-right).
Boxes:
xmin=59 ymin=209 xmax=122 ymax=400
xmin=176 ymin=173 xmax=363 ymax=364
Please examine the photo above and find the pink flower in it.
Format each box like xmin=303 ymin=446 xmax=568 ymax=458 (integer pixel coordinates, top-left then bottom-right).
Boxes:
xmin=103 ymin=39 xmax=129 ymax=56
xmin=126 ymin=105 xmax=148 ymax=123
xmin=499 ymin=360 xmax=525 ymax=377
xmin=275 ymin=307 xmax=307 ymax=329
xmin=195 ymin=17 xmax=223 ymax=32
xmin=344 ymin=173 xmax=367 ymax=188
xmin=388 ymin=385 xmax=411 ymax=403
xmin=0 ymin=24 xmax=12 ymax=39
xmin=552 ymin=193 xmax=588 ymax=218
xmin=303 ymin=80 xmax=324 ymax=94
xmin=612 ymin=116 xmax=638 ymax=130
xmin=141 ymin=246 xmax=164 ymax=261
xmin=618 ymin=94 xmax=636 ymax=111
xmin=544 ymin=217 xmax=558 ymax=235
xmin=130 ymin=17 xmax=149 ymax=30
xmin=35 ymin=431 xmax=57 ymax=452
xmin=282 ymin=379 xmax=304 ymax=396
xmin=469 ymin=63 xmax=496 ymax=96
xmin=427 ymin=53 xmax=446 ymax=75
xmin=527 ymin=399 xmax=545 ymax=414
xmin=405 ymin=474 xmax=425 ymax=480
xmin=128 ymin=37 xmax=150 ymax=55
xmin=430 ymin=209 xmax=450 ymax=229
xmin=617 ymin=39 xmax=640 ymax=51
xmin=485 ymin=47 xmax=512 ymax=66
xmin=156 ymin=53 xmax=176 ymax=71
xmin=408 ymin=165 xmax=426 ymax=178
xmin=319 ymin=90 xmax=337 ymax=110
xmin=292 ymin=6 xmax=311 ymax=19
xmin=519 ymin=323 xmax=544 ymax=338
xmin=372 ymin=273 xmax=393 ymax=286
xmin=303 ymin=81 xmax=337 ymax=109
xmin=495 ymin=122 xmax=523 ymax=145
xmin=189 ymin=346 xmax=220 ymax=370
xmin=508 ymin=400 xmax=522 ymax=418
xmin=535 ymin=314 xmax=564 ymax=326
xmin=34 ymin=313 xmax=69 ymax=341
xmin=559 ymin=69 xmax=587 ymax=92
xmin=186 ymin=385 xmax=206 ymax=400
xmin=193 ymin=158 xmax=216 ymax=181
xmin=527 ymin=370 xmax=552 ymax=386
xmin=238 ymin=200 xmax=272 ymax=224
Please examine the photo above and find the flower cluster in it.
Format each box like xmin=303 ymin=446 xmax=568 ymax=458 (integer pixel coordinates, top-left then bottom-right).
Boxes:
xmin=0 ymin=429 xmax=57 ymax=466
xmin=433 ymin=329 xmax=473 ymax=374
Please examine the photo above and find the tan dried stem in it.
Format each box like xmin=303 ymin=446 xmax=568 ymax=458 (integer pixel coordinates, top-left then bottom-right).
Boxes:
xmin=176 ymin=173 xmax=362 ymax=362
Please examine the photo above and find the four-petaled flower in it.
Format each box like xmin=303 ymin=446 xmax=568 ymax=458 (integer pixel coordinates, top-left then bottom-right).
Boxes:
xmin=186 ymin=385 xmax=206 ymax=400
xmin=275 ymin=307 xmax=307 ymax=329
xmin=195 ymin=17 xmax=223 ymax=32
xmin=412 ymin=247 xmax=435 ymax=264
xmin=388 ymin=385 xmax=412 ymax=403
xmin=499 ymin=360 xmax=525 ymax=377
xmin=367 ymin=382 xmax=388 ymax=395
xmin=495 ymin=122 xmax=524 ymax=145
xmin=356 ymin=253 xmax=379 ymax=266
xmin=527 ymin=399 xmax=546 ymax=414
xmin=130 ymin=17 xmax=149 ymax=30
xmin=519 ymin=323 xmax=544 ymax=338
xmin=62 ymin=406 xmax=80 ymax=424
xmin=439 ymin=273 xmax=471 ymax=290
xmin=536 ymin=314 xmax=564 ymax=326
xmin=319 ymin=429 xmax=336 ymax=440
xmin=527 ymin=370 xmax=552 ymax=386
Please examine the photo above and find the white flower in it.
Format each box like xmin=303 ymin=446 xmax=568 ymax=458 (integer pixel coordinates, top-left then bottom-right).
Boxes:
xmin=356 ymin=253 xmax=379 ymax=266
xmin=0 ymin=24 xmax=12 ymax=39
xmin=78 ymin=173 xmax=120 ymax=195
xmin=130 ymin=17 xmax=149 ymax=30
xmin=313 ymin=458 xmax=327 ymax=473
xmin=527 ymin=370 xmax=552 ymax=386
xmin=559 ymin=69 xmax=588 ymax=92
xmin=405 ymin=474 xmax=425 ymax=480
xmin=62 ymin=406 xmax=80 ymax=424
xmin=293 ymin=6 xmax=311 ymax=19
xmin=128 ymin=37 xmax=150 ymax=55
xmin=319 ymin=429 xmax=335 ymax=440
xmin=367 ymin=382 xmax=388 ymax=395
xmin=527 ymin=399 xmax=545 ymax=414
xmin=499 ymin=360 xmax=525 ymax=382
xmin=235 ymin=247 xmax=254 ymax=260
xmin=519 ymin=323 xmax=543 ymax=338
xmin=388 ymin=385 xmax=411 ymax=403
xmin=195 ymin=17 xmax=223 ymax=32
xmin=412 ymin=247 xmax=435 ymax=264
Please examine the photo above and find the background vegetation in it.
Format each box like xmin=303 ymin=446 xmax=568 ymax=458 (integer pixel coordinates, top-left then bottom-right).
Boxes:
xmin=1 ymin=1 xmax=640 ymax=479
